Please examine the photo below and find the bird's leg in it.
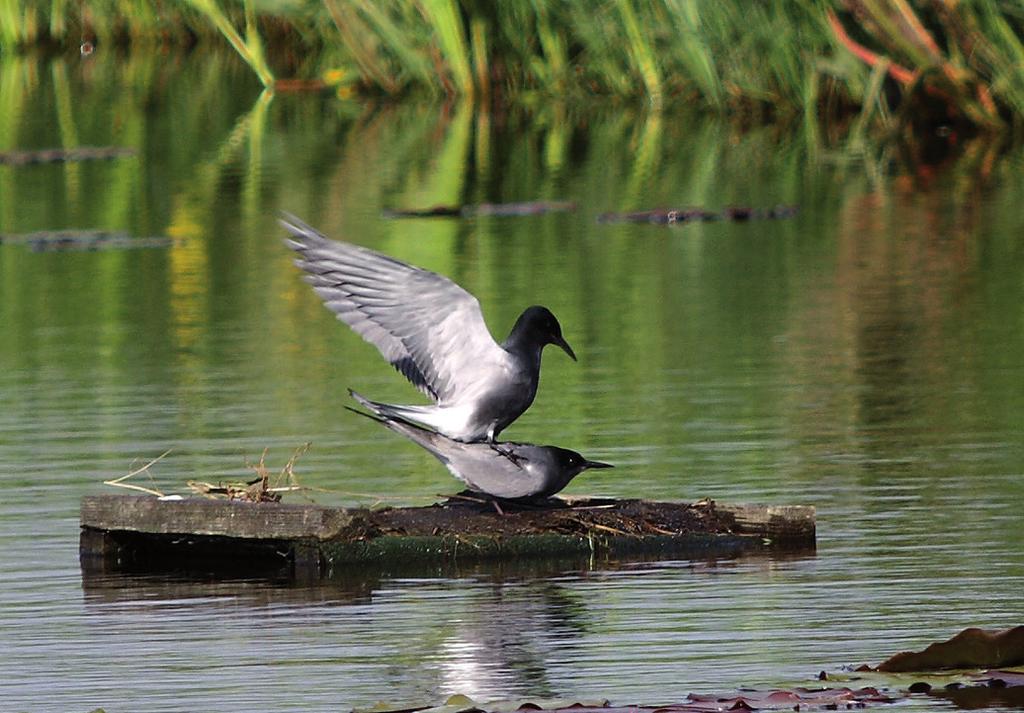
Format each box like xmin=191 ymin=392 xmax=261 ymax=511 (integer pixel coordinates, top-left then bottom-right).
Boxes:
xmin=487 ymin=430 xmax=525 ymax=468
xmin=491 ymin=444 xmax=525 ymax=467
xmin=489 ymin=498 xmax=506 ymax=516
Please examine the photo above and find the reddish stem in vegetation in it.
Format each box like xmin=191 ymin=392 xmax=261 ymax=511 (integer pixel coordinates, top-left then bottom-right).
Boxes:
xmin=977 ymin=84 xmax=997 ymax=116
xmin=826 ymin=10 xmax=916 ymax=86
xmin=272 ymin=78 xmax=327 ymax=92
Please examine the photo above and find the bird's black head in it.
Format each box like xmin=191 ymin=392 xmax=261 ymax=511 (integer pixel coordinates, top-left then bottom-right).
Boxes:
xmin=527 ymin=446 xmax=613 ymax=500
xmin=554 ymin=447 xmax=614 ymax=478
xmin=514 ymin=305 xmax=577 ymax=361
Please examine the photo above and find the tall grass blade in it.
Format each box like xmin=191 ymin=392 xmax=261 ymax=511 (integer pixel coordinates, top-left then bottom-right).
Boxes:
xmin=351 ymin=0 xmax=435 ymax=87
xmin=532 ymin=3 xmax=568 ymax=91
xmin=242 ymin=0 xmax=270 ymax=85
xmin=470 ymin=16 xmax=489 ymax=99
xmin=182 ymin=0 xmax=274 ymax=88
xmin=418 ymin=0 xmax=473 ymax=96
xmin=564 ymin=4 xmax=632 ymax=95
xmin=0 ymin=0 xmax=32 ymax=46
xmin=615 ymin=0 xmax=662 ymax=104
xmin=663 ymin=0 xmax=722 ymax=106
xmin=848 ymin=59 xmax=891 ymax=151
xmin=323 ymin=0 xmax=400 ymax=93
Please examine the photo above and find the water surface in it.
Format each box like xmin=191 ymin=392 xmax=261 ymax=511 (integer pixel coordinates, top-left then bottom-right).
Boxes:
xmin=1 ymin=52 xmax=1023 ymax=712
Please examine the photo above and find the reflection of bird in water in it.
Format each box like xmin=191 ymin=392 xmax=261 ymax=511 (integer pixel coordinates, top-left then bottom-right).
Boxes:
xmin=282 ymin=213 xmax=576 ymax=443
xmin=435 ymin=582 xmax=590 ymax=700
xmin=349 ymin=404 xmax=612 ymax=500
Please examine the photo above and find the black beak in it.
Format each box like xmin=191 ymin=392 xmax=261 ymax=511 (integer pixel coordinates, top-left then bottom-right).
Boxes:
xmin=555 ymin=335 xmax=577 ymax=362
xmin=583 ymin=459 xmax=613 ymax=470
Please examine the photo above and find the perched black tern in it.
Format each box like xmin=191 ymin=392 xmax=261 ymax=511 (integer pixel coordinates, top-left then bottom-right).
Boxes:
xmin=282 ymin=213 xmax=576 ymax=443
xmin=349 ymin=407 xmax=613 ymax=501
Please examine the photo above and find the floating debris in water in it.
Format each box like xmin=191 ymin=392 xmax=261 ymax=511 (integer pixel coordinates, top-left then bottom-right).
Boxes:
xmin=597 ymin=204 xmax=799 ymax=224
xmin=474 ymin=201 xmax=576 ymax=216
xmin=875 ymin=625 xmax=1024 ymax=672
xmin=359 ymin=687 xmax=897 ymax=713
xmin=363 ymin=668 xmax=1024 ymax=713
xmin=0 ymin=146 xmax=135 ymax=166
xmin=0 ymin=230 xmax=180 ymax=252
xmin=383 ymin=200 xmax=576 ymax=218
xmin=382 ymin=204 xmax=462 ymax=218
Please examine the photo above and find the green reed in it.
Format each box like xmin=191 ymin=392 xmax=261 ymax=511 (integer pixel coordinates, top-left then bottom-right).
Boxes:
xmin=3 ymin=0 xmax=1024 ymax=128
xmin=182 ymin=0 xmax=273 ymax=87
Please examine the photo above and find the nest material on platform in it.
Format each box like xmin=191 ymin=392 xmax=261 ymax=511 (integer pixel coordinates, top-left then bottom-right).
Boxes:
xmin=186 ymin=444 xmax=310 ymax=503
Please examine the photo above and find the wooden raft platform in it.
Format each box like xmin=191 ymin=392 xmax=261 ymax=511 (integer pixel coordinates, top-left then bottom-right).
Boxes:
xmin=80 ymin=495 xmax=815 ymax=579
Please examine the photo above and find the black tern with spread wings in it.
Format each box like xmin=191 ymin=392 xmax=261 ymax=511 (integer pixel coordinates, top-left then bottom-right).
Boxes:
xmin=348 ymin=405 xmax=612 ymax=500
xmin=282 ymin=213 xmax=576 ymax=442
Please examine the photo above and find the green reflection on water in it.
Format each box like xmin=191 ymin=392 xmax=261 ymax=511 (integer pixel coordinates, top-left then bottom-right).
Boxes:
xmin=1 ymin=48 xmax=1024 ymax=713
xmin=0 ymin=50 xmax=1022 ymax=513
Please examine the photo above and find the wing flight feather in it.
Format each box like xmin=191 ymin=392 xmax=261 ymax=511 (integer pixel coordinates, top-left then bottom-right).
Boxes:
xmin=282 ymin=214 xmax=503 ymax=403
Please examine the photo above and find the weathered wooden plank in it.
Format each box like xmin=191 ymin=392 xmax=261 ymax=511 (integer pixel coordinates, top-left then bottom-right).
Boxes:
xmin=716 ymin=503 xmax=817 ymax=540
xmin=80 ymin=495 xmax=357 ymax=539
xmin=82 ymin=495 xmax=814 ymax=540
xmin=79 ymin=495 xmax=815 ymax=578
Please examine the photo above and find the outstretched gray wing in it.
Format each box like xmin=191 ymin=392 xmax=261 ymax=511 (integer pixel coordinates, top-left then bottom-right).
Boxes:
xmin=282 ymin=213 xmax=502 ymax=402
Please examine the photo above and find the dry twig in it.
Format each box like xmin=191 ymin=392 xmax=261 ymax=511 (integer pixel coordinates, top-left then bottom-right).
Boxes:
xmin=103 ymin=449 xmax=172 ymax=497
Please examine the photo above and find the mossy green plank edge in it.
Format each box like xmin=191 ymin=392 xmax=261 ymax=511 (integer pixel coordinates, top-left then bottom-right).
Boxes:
xmin=320 ymin=532 xmax=762 ymax=565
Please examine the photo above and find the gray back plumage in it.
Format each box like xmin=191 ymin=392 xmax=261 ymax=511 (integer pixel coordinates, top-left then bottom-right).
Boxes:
xmin=354 ymin=409 xmax=605 ymax=500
